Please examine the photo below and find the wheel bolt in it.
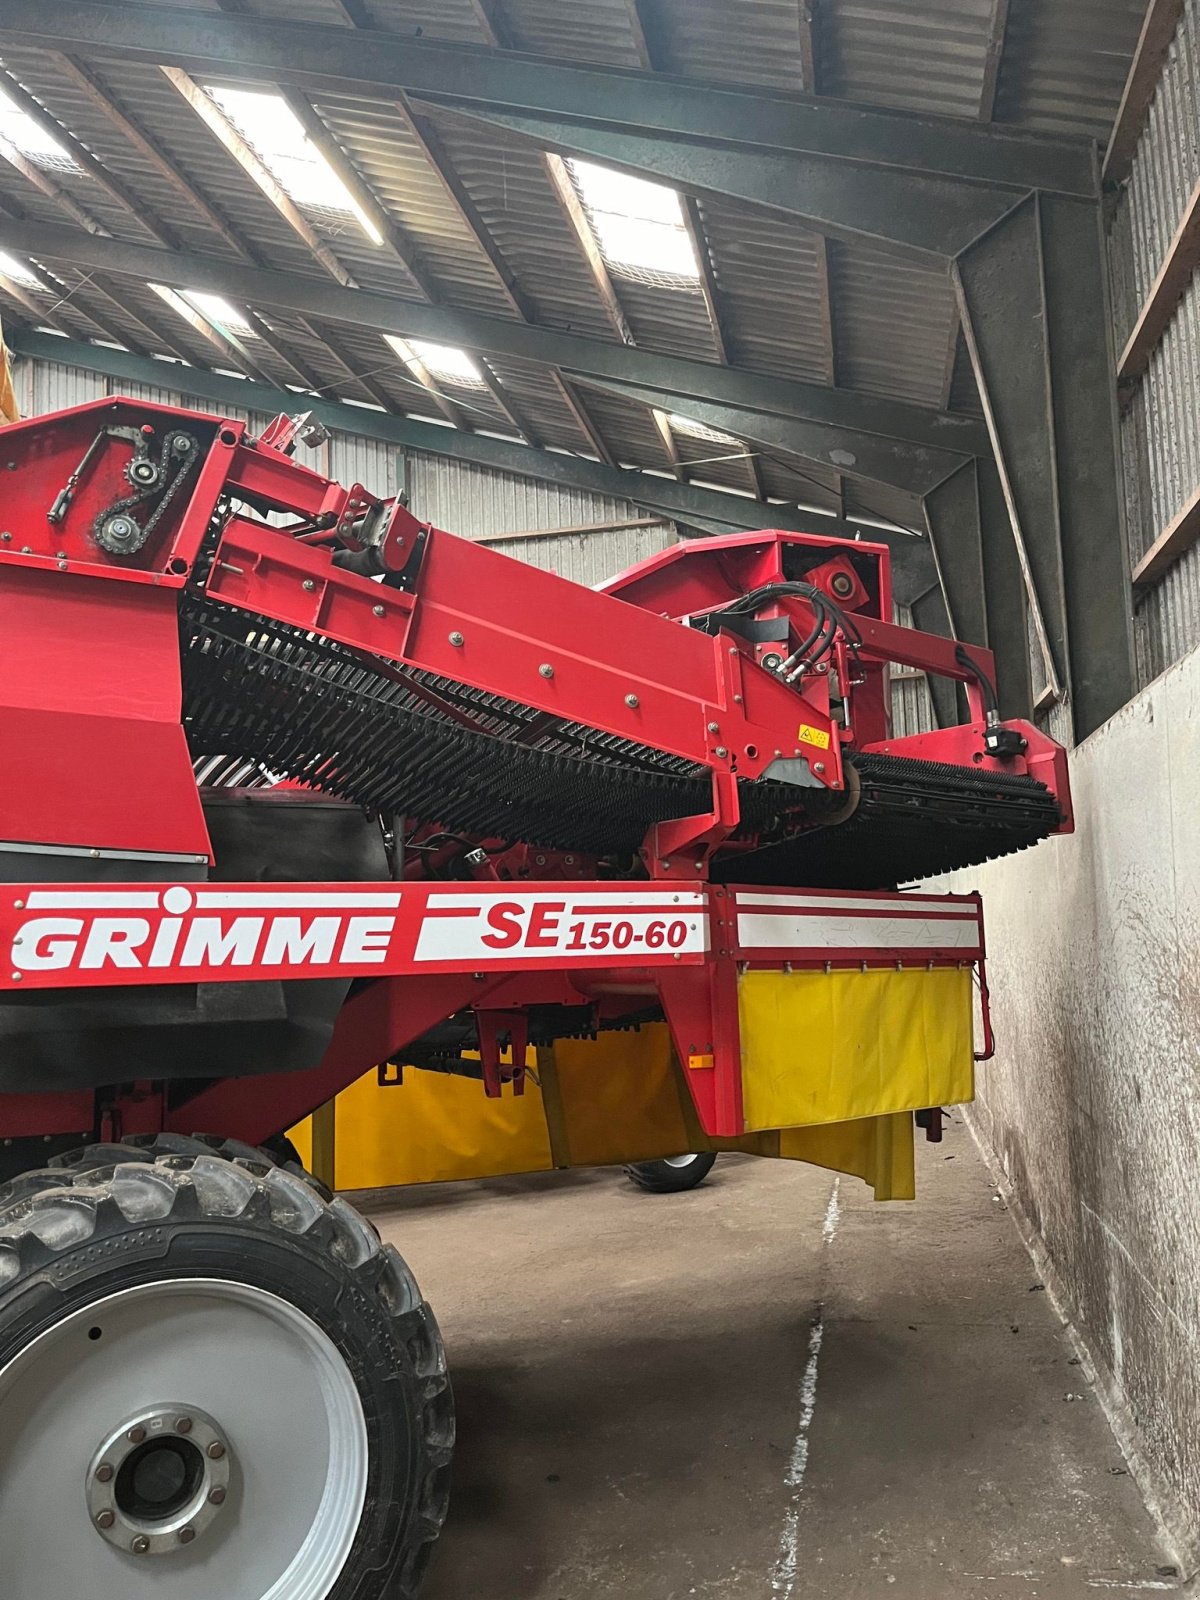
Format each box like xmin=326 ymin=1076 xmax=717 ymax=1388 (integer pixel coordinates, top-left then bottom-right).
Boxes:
xmin=95 ymin=1511 xmax=115 ymax=1530
xmin=207 ymin=1441 xmax=226 ymax=1460
xmin=131 ymin=1536 xmax=150 ymax=1554
xmin=95 ymin=1463 xmax=114 ymax=1483
xmin=176 ymin=1416 xmax=193 ymax=1434
xmin=209 ymin=1487 xmax=227 ymax=1506
xmin=178 ymin=1527 xmax=196 ymax=1545
xmin=127 ymin=1425 xmax=146 ymax=1444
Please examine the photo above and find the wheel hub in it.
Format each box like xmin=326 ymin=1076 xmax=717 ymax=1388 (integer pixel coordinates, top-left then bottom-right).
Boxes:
xmin=0 ymin=1277 xmax=369 ymax=1600
xmin=87 ymin=1404 xmax=232 ymax=1557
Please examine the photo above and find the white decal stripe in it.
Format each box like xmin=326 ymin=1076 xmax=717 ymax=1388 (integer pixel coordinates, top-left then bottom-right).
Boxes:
xmin=735 ymin=892 xmax=972 ymax=915
xmin=737 ymin=913 xmax=981 ymax=951
xmin=26 ymin=890 xmax=161 ymax=909
xmin=195 ymin=892 xmax=403 ymax=909
xmin=413 ymin=910 xmax=710 ymax=962
xmin=423 ymin=892 xmax=704 ymax=910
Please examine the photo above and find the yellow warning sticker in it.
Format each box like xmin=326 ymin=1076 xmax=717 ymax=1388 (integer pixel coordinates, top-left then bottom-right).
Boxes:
xmin=796 ymin=723 xmax=831 ymax=750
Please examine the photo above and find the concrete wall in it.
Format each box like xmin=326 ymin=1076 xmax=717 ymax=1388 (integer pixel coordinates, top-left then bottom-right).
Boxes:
xmin=952 ymin=642 xmax=1200 ymax=1558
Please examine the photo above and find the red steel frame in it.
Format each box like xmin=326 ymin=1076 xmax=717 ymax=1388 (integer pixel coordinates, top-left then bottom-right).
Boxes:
xmin=0 ymin=877 xmax=987 ymax=1143
xmin=0 ymin=398 xmax=1055 ymax=1155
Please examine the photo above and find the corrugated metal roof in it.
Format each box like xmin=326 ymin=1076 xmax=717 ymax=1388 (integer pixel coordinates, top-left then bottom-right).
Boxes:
xmin=647 ymin=0 xmax=810 ymax=90
xmin=992 ymin=0 xmax=1145 ymax=137
xmin=819 ymin=0 xmax=997 ymax=118
xmin=828 ymin=238 xmax=958 ymax=408
xmin=0 ymin=0 xmax=1147 ymax=533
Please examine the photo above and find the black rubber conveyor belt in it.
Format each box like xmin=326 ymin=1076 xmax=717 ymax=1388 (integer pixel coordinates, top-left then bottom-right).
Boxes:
xmin=180 ymin=599 xmax=1062 ymax=888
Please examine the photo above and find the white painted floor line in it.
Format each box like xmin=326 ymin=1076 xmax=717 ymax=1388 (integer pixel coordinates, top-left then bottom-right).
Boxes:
xmin=771 ymin=1177 xmax=842 ymax=1596
xmin=770 ymin=1309 xmax=825 ymax=1597
xmin=1085 ymin=1581 xmax=1181 ymax=1591
xmin=821 ymin=1176 xmax=842 ymax=1245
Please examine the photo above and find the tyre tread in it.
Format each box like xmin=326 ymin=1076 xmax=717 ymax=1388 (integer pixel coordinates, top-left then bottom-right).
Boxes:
xmin=0 ymin=1133 xmax=451 ymax=1598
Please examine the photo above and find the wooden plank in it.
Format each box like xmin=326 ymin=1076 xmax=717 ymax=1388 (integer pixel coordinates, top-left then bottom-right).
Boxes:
xmin=796 ymin=0 xmax=818 ymax=93
xmin=978 ymin=0 xmax=1011 ymax=121
xmin=1117 ymin=175 xmax=1200 ymax=383
xmin=543 ymin=153 xmax=635 ymax=349
xmin=477 ymin=516 xmax=664 ymax=545
xmin=1103 ymin=0 xmax=1187 ymax=183
xmin=1132 ymin=481 xmax=1200 ymax=586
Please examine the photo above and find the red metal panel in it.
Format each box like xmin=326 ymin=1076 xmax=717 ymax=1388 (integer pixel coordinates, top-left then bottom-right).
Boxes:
xmin=0 ymin=566 xmax=209 ymax=858
xmin=0 ymin=1090 xmax=94 ymax=1139
xmin=206 ymin=519 xmax=839 ymax=786
xmin=166 ymin=972 xmax=493 ymax=1146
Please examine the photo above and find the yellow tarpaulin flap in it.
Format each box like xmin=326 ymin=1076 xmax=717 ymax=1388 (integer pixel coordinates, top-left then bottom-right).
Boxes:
xmin=738 ymin=966 xmax=974 ymax=1133
xmin=777 ymin=1113 xmax=916 ymax=1202
xmin=293 ymin=964 xmax=973 ymax=1202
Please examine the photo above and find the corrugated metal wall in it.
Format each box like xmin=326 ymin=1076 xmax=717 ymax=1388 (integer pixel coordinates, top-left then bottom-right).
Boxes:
xmin=889 ymin=604 xmax=937 ymax=737
xmin=1107 ymin=0 xmax=1200 ymax=688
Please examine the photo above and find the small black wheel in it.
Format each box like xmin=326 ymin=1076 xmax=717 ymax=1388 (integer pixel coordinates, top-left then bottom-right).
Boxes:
xmin=623 ymin=1152 xmax=717 ymax=1193
xmin=261 ymin=1131 xmax=305 ymax=1170
xmin=0 ymin=1133 xmax=452 ymax=1600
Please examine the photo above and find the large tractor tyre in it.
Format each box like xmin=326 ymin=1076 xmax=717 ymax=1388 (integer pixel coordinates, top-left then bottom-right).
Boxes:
xmin=623 ymin=1152 xmax=718 ymax=1194
xmin=0 ymin=1133 xmax=453 ymax=1600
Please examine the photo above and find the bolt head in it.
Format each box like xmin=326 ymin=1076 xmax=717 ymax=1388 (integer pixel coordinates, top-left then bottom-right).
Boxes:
xmin=448 ymin=630 xmax=464 ymax=647
xmin=538 ymin=662 xmax=554 ymax=679
xmin=625 ymin=693 xmax=639 ymax=708
xmin=814 ymin=761 xmax=826 ymax=774
xmin=373 ymin=603 xmax=385 ymax=617
xmin=176 ymin=1416 xmax=193 ymax=1435
xmin=95 ymin=1511 xmax=115 ymax=1530
xmin=302 ymin=578 xmax=316 ymax=592
xmin=207 ymin=1441 xmax=226 ymax=1461
xmin=715 ymin=746 xmax=728 ymax=758
xmin=178 ymin=1527 xmax=196 ymax=1545
xmin=208 ymin=1486 xmax=227 ymax=1506
xmin=95 ymin=1463 xmax=114 ymax=1483
xmin=708 ymin=721 xmax=719 ymax=733
xmin=132 ymin=1536 xmax=151 ymax=1555
xmin=128 ymin=1425 xmax=146 ymax=1445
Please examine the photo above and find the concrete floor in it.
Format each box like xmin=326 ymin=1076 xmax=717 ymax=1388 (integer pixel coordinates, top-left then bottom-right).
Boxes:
xmin=359 ymin=1125 xmax=1181 ymax=1600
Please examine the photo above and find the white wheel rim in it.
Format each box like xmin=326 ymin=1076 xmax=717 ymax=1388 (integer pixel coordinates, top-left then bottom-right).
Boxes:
xmin=0 ymin=1278 xmax=369 ymax=1600
xmin=662 ymin=1154 xmax=701 ymax=1169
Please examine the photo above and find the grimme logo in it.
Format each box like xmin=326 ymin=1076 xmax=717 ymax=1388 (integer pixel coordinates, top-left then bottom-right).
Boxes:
xmin=10 ymin=887 xmax=401 ymax=973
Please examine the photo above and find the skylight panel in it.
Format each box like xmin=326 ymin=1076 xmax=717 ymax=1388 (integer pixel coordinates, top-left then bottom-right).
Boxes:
xmin=666 ymin=411 xmax=743 ymax=448
xmin=0 ymin=88 xmax=78 ymax=172
xmin=150 ymin=284 xmax=261 ymax=354
xmin=183 ymin=290 xmax=255 ymax=335
xmin=384 ymin=333 xmax=486 ymax=389
xmin=567 ymin=159 xmax=698 ymax=285
xmin=0 ymin=250 xmax=44 ymax=290
xmin=205 ymin=86 xmax=383 ymax=244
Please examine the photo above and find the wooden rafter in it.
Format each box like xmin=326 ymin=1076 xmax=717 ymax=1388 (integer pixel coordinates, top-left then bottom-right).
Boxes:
xmin=1104 ymin=0 xmax=1187 ymax=183
xmin=796 ymin=0 xmax=818 ymax=94
xmin=0 ymin=70 xmax=180 ymax=249
xmin=1117 ymin=175 xmax=1200 ymax=385
xmin=978 ymin=0 xmax=1011 ymax=122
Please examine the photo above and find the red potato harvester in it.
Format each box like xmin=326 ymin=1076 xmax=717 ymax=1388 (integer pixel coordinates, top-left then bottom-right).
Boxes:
xmin=0 ymin=398 xmax=1070 ymax=1599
